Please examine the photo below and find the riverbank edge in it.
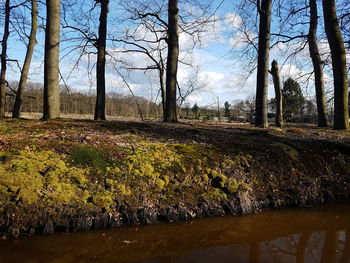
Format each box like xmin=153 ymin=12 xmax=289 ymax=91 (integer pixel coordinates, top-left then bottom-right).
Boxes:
xmin=1 ymin=170 xmax=350 ymax=238
xmin=1 ymin=120 xmax=350 ymax=238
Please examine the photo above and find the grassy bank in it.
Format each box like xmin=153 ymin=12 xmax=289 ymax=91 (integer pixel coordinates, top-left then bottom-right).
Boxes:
xmin=0 ymin=119 xmax=350 ymax=237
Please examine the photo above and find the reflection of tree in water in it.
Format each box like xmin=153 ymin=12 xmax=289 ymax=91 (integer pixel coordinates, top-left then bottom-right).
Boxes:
xmin=320 ymin=230 xmax=339 ymax=263
xmin=341 ymin=231 xmax=350 ymax=263
xmin=248 ymin=230 xmax=350 ymax=263
xmin=296 ymin=232 xmax=312 ymax=263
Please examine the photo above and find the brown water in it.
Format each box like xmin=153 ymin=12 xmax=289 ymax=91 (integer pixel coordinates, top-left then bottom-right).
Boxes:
xmin=1 ymin=205 xmax=350 ymax=263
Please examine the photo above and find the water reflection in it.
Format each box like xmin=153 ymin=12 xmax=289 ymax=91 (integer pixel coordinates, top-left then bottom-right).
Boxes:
xmin=1 ymin=205 xmax=350 ymax=263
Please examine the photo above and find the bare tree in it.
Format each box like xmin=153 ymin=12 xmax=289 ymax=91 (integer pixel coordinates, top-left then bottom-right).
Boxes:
xmin=110 ymin=27 xmax=168 ymax=118
xmin=61 ymin=0 xmax=109 ymax=120
xmin=270 ymin=60 xmax=283 ymax=127
xmin=323 ymin=0 xmax=349 ymax=130
xmin=94 ymin=0 xmax=108 ymax=120
xmin=164 ymin=0 xmax=179 ymax=122
xmin=12 ymin=0 xmax=38 ymax=118
xmin=231 ymin=0 xmax=335 ymax=128
xmin=338 ymin=0 xmax=350 ymax=52
xmin=43 ymin=0 xmax=61 ymax=120
xmin=308 ymin=0 xmax=328 ymax=127
xmin=177 ymin=66 xmax=205 ymax=110
xmin=0 ymin=0 xmax=10 ymax=118
xmin=255 ymin=0 xmax=272 ymax=127
xmin=114 ymin=0 xmax=222 ymax=122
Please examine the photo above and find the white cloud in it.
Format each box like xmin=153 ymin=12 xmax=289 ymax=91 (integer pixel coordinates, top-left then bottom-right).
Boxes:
xmin=224 ymin=13 xmax=243 ymax=29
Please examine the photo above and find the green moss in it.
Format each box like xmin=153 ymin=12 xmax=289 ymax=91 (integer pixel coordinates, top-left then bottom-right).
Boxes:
xmin=209 ymin=170 xmax=227 ymax=188
xmin=0 ymin=150 xmax=90 ymax=206
xmin=202 ymin=188 xmax=228 ymax=202
xmin=163 ymin=175 xmax=170 ymax=185
xmin=92 ymin=192 xmax=113 ymax=211
xmin=236 ymin=154 xmax=253 ymax=168
xmin=117 ymin=183 xmax=132 ymax=196
xmin=210 ymin=170 xmax=219 ymax=178
xmin=271 ymin=127 xmax=283 ymax=132
xmin=0 ymin=139 xmax=256 ymax=216
xmin=228 ymin=179 xmax=240 ymax=193
xmin=106 ymin=167 xmax=120 ymax=174
xmin=201 ymin=174 xmax=209 ymax=182
xmin=221 ymin=159 xmax=235 ymax=168
xmin=70 ymin=146 xmax=107 ymax=168
xmin=124 ymin=142 xmax=182 ymax=177
xmin=156 ymin=178 xmax=166 ymax=190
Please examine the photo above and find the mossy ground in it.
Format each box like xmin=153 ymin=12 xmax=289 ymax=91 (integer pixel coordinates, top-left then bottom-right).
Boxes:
xmin=0 ymin=118 xmax=350 ymax=236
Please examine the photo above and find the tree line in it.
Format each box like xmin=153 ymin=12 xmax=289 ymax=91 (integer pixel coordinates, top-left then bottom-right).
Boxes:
xmin=6 ymin=81 xmax=160 ymax=117
xmin=0 ymin=0 xmax=349 ymax=129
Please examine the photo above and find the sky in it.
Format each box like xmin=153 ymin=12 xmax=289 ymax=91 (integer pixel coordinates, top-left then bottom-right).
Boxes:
xmin=2 ymin=0 xmax=350 ymax=108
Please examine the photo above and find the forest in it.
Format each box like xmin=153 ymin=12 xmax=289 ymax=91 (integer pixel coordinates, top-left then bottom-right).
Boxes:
xmin=0 ymin=0 xmax=350 ymax=262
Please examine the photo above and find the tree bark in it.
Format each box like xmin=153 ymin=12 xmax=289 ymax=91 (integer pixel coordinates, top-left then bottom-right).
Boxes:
xmin=255 ymin=0 xmax=272 ymax=128
xmin=12 ymin=0 xmax=38 ymax=118
xmin=164 ymin=0 xmax=179 ymax=122
xmin=0 ymin=0 xmax=10 ymax=119
xmin=271 ymin=60 xmax=283 ymax=127
xmin=94 ymin=0 xmax=108 ymax=121
xmin=159 ymin=68 xmax=166 ymax=118
xmin=323 ymin=0 xmax=349 ymax=130
xmin=308 ymin=0 xmax=328 ymax=127
xmin=43 ymin=0 xmax=61 ymax=120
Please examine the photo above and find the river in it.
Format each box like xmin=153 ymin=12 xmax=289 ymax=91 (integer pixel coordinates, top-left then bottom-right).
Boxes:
xmin=1 ymin=204 xmax=350 ymax=263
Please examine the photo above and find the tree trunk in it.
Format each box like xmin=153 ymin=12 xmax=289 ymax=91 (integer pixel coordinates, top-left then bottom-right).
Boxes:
xmin=159 ymin=68 xmax=166 ymax=118
xmin=308 ymin=0 xmax=328 ymax=127
xmin=43 ymin=0 xmax=61 ymax=120
xmin=164 ymin=0 xmax=179 ymax=122
xmin=94 ymin=0 xmax=108 ymax=121
xmin=12 ymin=0 xmax=38 ymax=119
xmin=322 ymin=0 xmax=349 ymax=130
xmin=0 ymin=0 xmax=10 ymax=119
xmin=255 ymin=0 xmax=272 ymax=128
xmin=271 ymin=60 xmax=283 ymax=127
